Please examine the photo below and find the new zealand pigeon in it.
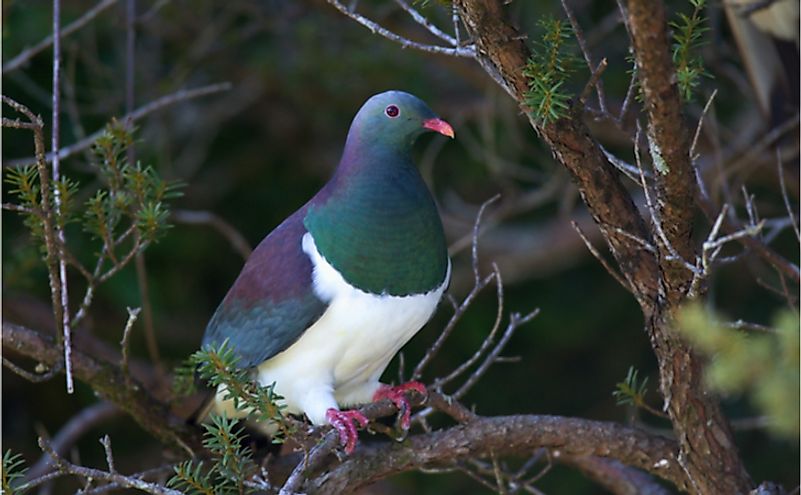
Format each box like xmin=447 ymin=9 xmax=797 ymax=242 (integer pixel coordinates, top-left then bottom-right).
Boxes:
xmin=202 ymin=90 xmax=454 ymax=453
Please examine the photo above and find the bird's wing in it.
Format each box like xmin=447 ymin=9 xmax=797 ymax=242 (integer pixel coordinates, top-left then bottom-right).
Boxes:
xmin=202 ymin=209 xmax=328 ymax=369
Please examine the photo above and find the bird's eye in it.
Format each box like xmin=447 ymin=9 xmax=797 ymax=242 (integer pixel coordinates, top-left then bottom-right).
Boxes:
xmin=385 ymin=105 xmax=400 ymax=118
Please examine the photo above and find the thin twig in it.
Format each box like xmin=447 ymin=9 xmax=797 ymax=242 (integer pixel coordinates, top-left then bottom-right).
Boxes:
xmin=726 ymin=320 xmax=774 ymax=334
xmin=619 ymin=63 xmax=638 ymax=124
xmin=325 ymin=0 xmax=476 ymax=57
xmin=561 ymin=0 xmax=607 ymax=113
xmin=37 ymin=437 xmax=183 ymax=495
xmin=578 ymin=58 xmax=608 ymax=108
xmin=24 ymin=402 xmax=120 ymax=481
xmin=172 ymin=209 xmax=252 ymax=260
xmin=2 ymin=357 xmax=62 ymax=382
xmin=452 ymin=2 xmax=462 ymax=45
xmin=412 ymin=272 xmax=495 ymax=381
xmin=571 ymin=221 xmax=631 ymax=292
xmin=120 ymin=307 xmax=142 ymax=390
xmin=1 ymin=117 xmax=41 ymax=130
xmin=3 ymin=0 xmax=120 ymax=72
xmin=436 ymin=265 xmax=505 ymax=388
xmin=454 ymin=308 xmax=539 ymax=399
xmin=472 ymin=195 xmax=501 ymax=284
xmin=412 ymin=196 xmax=500 ymax=380
xmin=690 ymin=89 xmax=718 ymax=159
xmin=690 ymin=90 xmax=718 ymax=204
xmin=392 ymin=0 xmax=457 ymax=46
xmin=599 ymin=145 xmax=647 ymax=183
xmin=2 ymin=202 xmax=36 ymax=214
xmin=775 ymin=147 xmax=800 ymax=241
xmin=6 ymin=83 xmax=233 ymax=168
xmin=2 ymin=96 xmax=67 ymax=384
xmin=52 ymin=0 xmax=75 ymax=395
xmin=606 ymin=225 xmax=657 ymax=253
xmin=634 ymin=122 xmax=701 ymax=276
xmin=100 ymin=435 xmax=116 ymax=473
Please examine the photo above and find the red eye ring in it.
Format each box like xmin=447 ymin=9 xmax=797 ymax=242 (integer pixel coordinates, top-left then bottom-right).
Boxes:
xmin=385 ymin=105 xmax=400 ymax=118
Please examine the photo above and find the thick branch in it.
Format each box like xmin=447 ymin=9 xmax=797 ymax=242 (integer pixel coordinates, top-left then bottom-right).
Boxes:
xmin=455 ymin=0 xmax=659 ymax=306
xmin=563 ymin=456 xmax=673 ymax=495
xmin=626 ymin=1 xmax=753 ymax=493
xmin=2 ymin=321 xmax=202 ymax=453
xmin=308 ymin=415 xmax=685 ymax=494
xmin=627 ymin=0 xmax=696 ymax=304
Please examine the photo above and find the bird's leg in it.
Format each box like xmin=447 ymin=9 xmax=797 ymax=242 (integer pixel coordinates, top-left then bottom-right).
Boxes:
xmin=373 ymin=381 xmax=427 ymax=430
xmin=325 ymin=408 xmax=369 ymax=454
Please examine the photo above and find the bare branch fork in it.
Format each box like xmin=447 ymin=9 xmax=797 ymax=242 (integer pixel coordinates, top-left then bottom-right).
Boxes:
xmin=1 ymin=96 xmax=68 ymax=384
xmin=3 ymin=0 xmax=120 ymax=73
xmin=324 ymin=0 xmax=476 ymax=57
xmin=321 ymin=0 xmax=794 ymax=493
xmin=27 ymin=437 xmax=183 ymax=495
xmin=5 ymin=82 xmax=233 ymax=168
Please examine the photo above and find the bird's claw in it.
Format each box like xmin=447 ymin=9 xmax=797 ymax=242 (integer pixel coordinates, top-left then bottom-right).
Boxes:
xmin=373 ymin=381 xmax=427 ymax=430
xmin=326 ymin=408 xmax=369 ymax=454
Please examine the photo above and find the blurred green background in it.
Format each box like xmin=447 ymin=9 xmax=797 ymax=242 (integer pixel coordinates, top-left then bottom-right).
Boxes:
xmin=3 ymin=0 xmax=798 ymax=493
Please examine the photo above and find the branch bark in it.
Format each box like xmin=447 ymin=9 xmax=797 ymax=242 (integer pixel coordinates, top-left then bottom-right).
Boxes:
xmin=2 ymin=321 xmax=202 ymax=454
xmin=455 ymin=0 xmax=660 ymax=308
xmin=308 ymin=415 xmax=684 ymax=494
xmin=452 ymin=1 xmax=754 ymax=493
xmin=626 ymin=1 xmax=753 ymax=492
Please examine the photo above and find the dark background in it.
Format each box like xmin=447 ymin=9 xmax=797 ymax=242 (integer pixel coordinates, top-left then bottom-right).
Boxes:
xmin=3 ymin=0 xmax=798 ymax=492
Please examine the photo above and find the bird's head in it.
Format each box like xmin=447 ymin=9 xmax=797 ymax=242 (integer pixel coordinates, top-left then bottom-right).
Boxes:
xmin=348 ymin=90 xmax=454 ymax=150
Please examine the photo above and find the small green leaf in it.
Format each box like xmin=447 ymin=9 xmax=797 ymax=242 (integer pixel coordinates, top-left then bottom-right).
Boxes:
xmin=2 ymin=450 xmax=28 ymax=495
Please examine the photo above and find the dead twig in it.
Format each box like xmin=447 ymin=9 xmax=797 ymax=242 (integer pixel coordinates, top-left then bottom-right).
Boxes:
xmin=3 ymin=0 xmax=120 ymax=72
xmin=571 ymin=220 xmax=632 ymax=292
xmin=35 ymin=437 xmax=183 ymax=495
xmin=775 ymin=147 xmax=800 ymax=241
xmin=172 ymin=209 xmax=253 ymax=260
xmin=120 ymin=307 xmax=142 ymax=390
xmin=6 ymin=83 xmax=233 ymax=168
xmin=561 ymin=0 xmax=607 ymax=113
xmin=325 ymin=0 xmax=476 ymax=57
xmin=24 ymin=402 xmax=120 ymax=481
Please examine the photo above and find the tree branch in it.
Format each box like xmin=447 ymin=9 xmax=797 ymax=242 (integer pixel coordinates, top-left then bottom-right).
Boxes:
xmin=325 ymin=0 xmax=476 ymax=57
xmin=2 ymin=321 xmax=202 ymax=453
xmin=3 ymin=0 xmax=120 ymax=73
xmin=5 ymin=83 xmax=232 ymax=168
xmin=455 ymin=0 xmax=660 ymax=308
xmin=627 ymin=0 xmax=697 ymax=305
xmin=626 ymin=1 xmax=754 ymax=492
xmin=307 ymin=415 xmax=685 ymax=494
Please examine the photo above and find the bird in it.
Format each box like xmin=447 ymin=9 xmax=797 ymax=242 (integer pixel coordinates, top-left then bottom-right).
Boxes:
xmin=201 ymin=90 xmax=453 ymax=453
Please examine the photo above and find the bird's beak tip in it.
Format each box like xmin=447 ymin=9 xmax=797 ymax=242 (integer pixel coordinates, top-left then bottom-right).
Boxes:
xmin=422 ymin=118 xmax=455 ymax=139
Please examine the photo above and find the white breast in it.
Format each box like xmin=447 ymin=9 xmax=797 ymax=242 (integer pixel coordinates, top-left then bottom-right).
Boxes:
xmin=249 ymin=232 xmax=449 ymax=425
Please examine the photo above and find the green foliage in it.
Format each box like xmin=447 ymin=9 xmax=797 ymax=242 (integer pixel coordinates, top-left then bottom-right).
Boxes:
xmin=3 ymin=121 xmax=181 ymax=289
xmin=169 ymin=460 xmax=215 ymax=495
xmin=4 ymin=166 xmax=44 ymax=242
xmin=612 ymin=366 xmax=650 ymax=407
xmin=173 ymin=341 xmax=294 ymax=443
xmin=87 ymin=122 xmax=183 ymax=245
xmin=523 ymin=17 xmax=578 ymax=123
xmin=168 ymin=414 xmax=257 ymax=495
xmin=171 ymin=342 xmax=298 ymax=494
xmin=670 ymin=0 xmax=710 ymax=102
xmin=2 ymin=450 xmax=27 ymax=495
xmin=677 ymin=304 xmax=800 ymax=439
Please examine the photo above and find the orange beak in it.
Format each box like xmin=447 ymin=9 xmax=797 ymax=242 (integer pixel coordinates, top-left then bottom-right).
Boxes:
xmin=422 ymin=118 xmax=455 ymax=138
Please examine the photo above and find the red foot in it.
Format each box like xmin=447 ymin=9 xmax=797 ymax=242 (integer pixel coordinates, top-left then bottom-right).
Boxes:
xmin=373 ymin=381 xmax=428 ymax=430
xmin=325 ymin=408 xmax=369 ymax=454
